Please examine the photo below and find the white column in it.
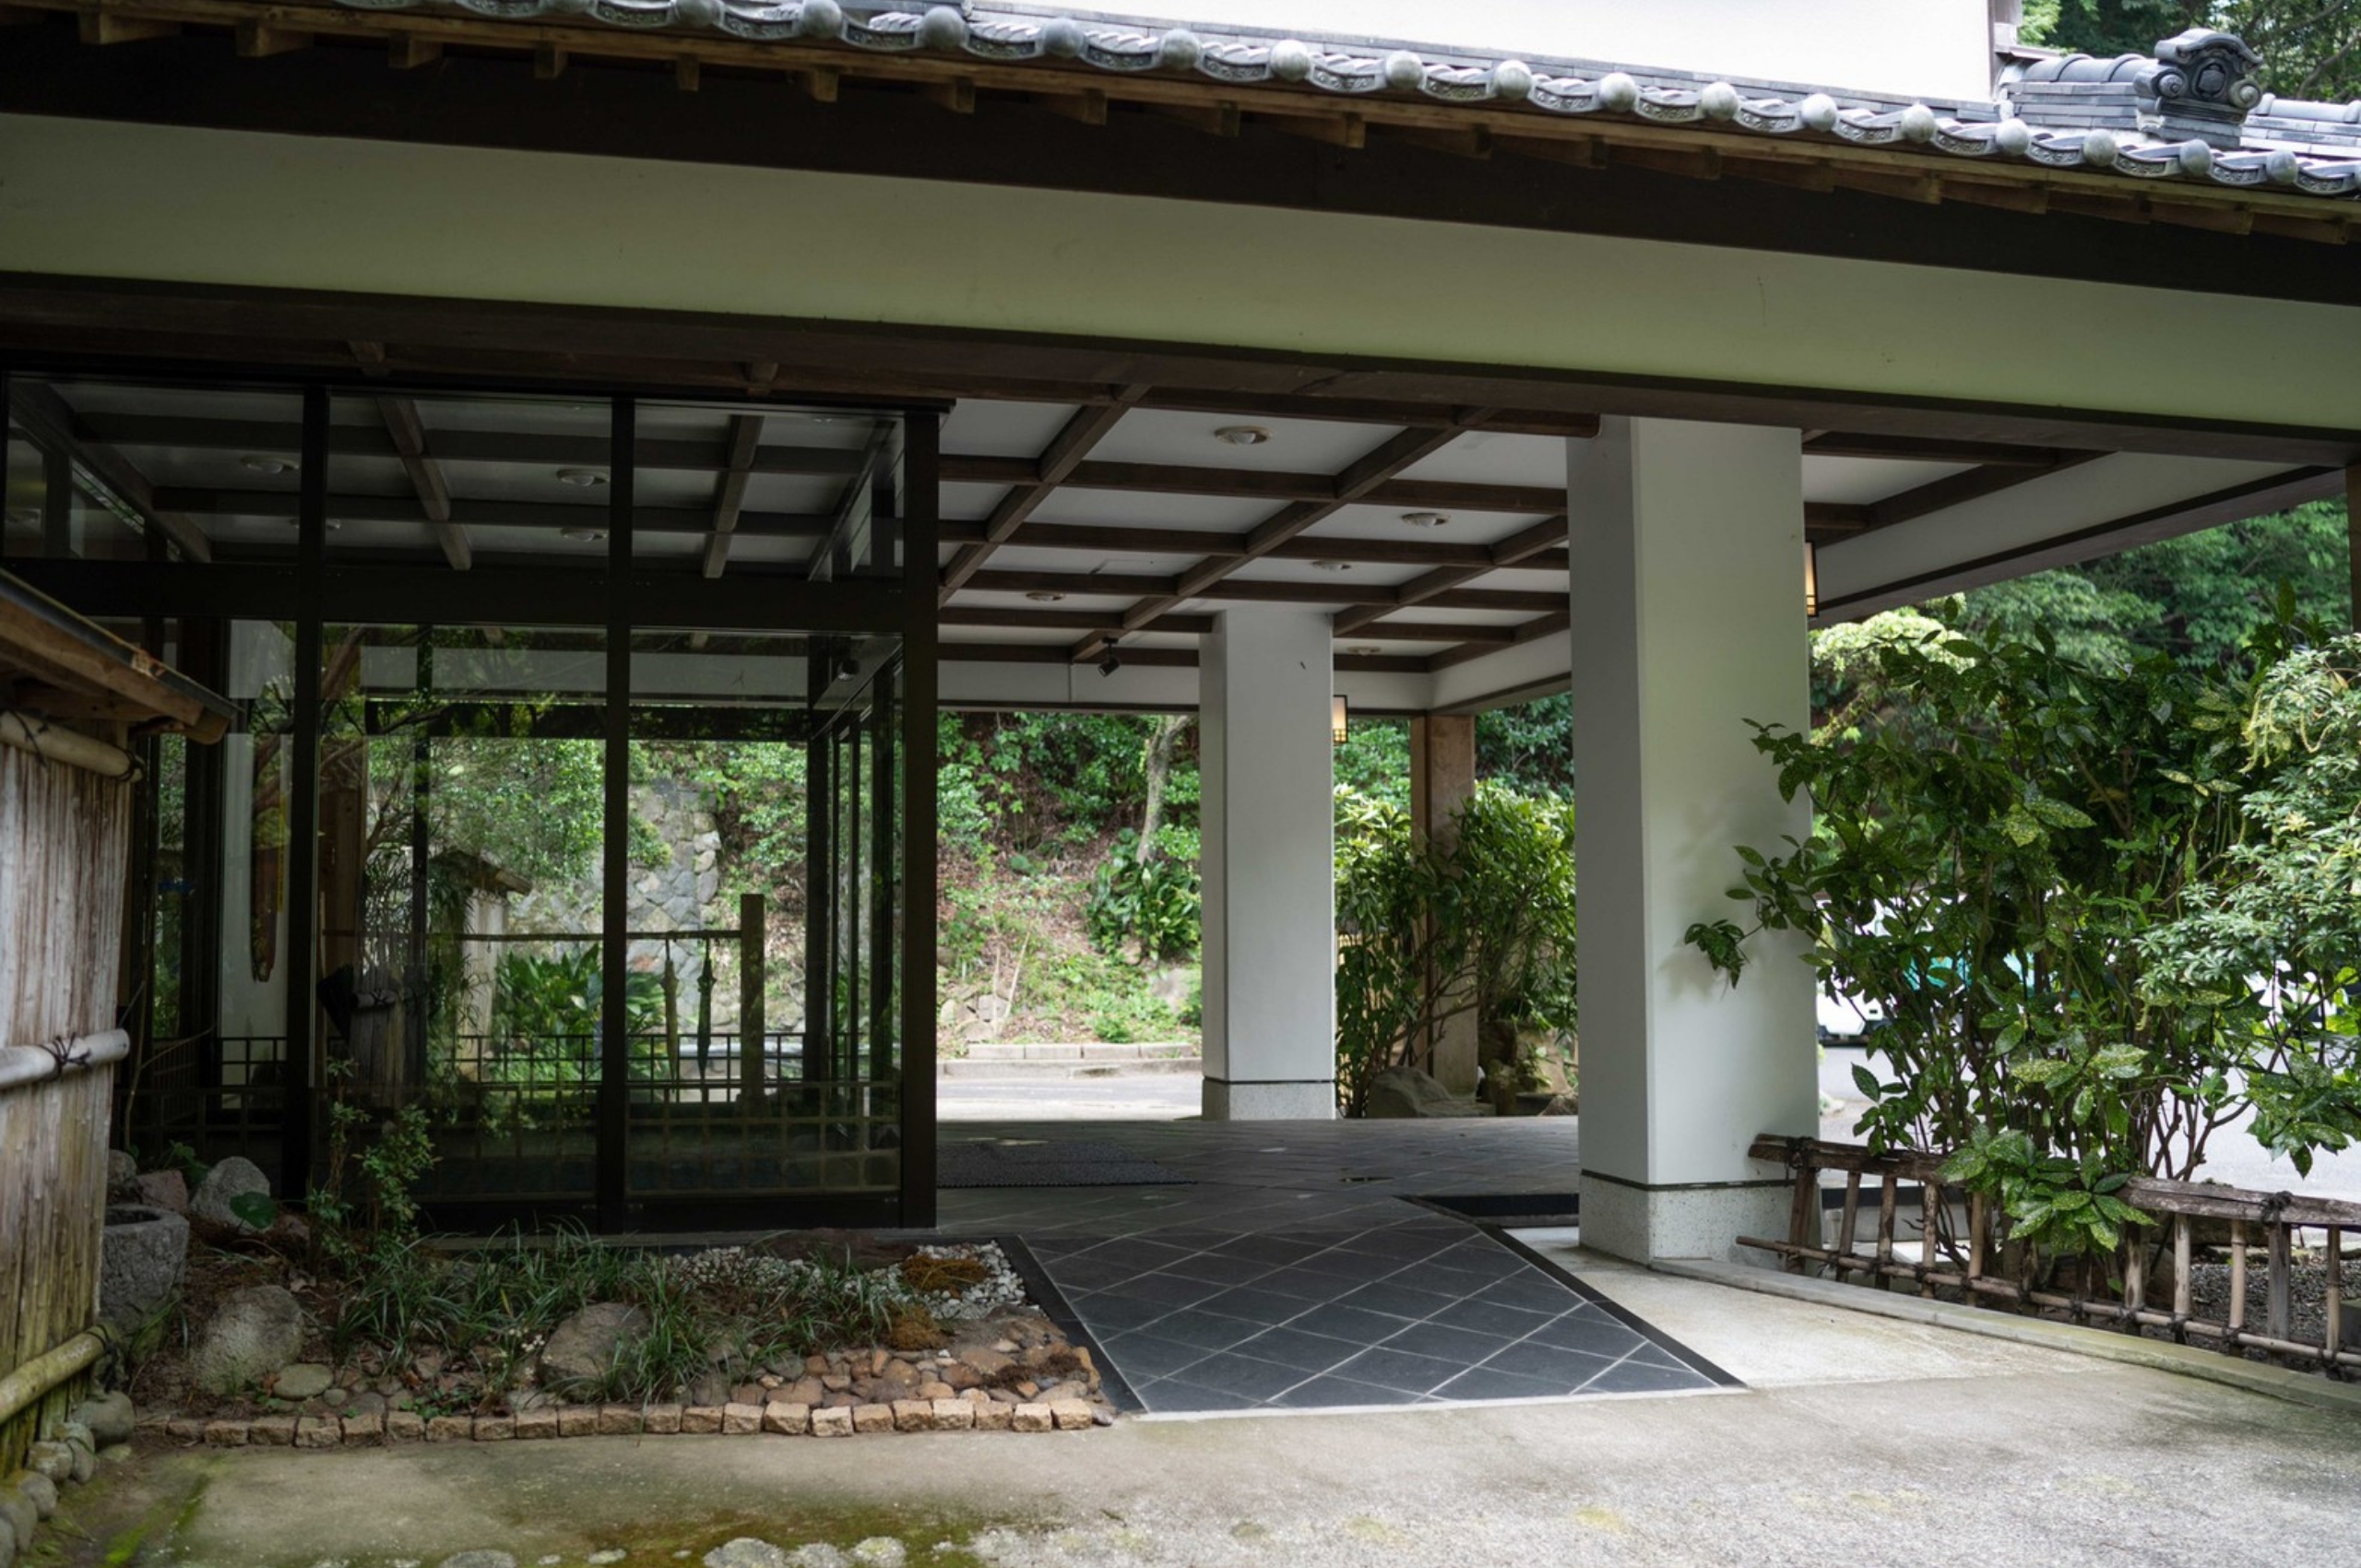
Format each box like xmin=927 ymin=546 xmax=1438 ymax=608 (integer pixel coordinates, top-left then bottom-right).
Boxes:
xmin=1568 ymin=418 xmax=1817 ymax=1263
xmin=1200 ymin=607 xmax=1336 ymax=1120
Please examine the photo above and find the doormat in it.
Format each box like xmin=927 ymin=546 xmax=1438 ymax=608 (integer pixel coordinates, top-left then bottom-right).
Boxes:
xmin=937 ymin=1139 xmax=1192 ymax=1188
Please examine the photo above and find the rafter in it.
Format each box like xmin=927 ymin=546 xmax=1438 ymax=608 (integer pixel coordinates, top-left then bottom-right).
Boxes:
xmin=942 ymin=605 xmax=1516 ymax=644
xmin=1072 ymin=415 xmax=1494 ymax=661
xmin=374 ymin=395 xmax=469 ymax=571
xmin=151 ymin=487 xmax=825 ymax=539
xmin=808 ymin=423 xmax=897 ymax=582
xmin=1332 ymin=516 xmax=1568 ymax=636
xmin=941 ymin=454 xmax=1564 ymax=517
xmin=937 ymin=387 xmax=1145 ymax=605
xmin=700 ymin=413 xmax=765 ymax=579
xmin=939 ymin=517 xmax=1541 ymax=570
xmin=1852 ymin=451 xmax=2108 ymax=535
xmin=7 ymin=382 xmax=213 ymax=563
xmin=1425 ymin=610 xmax=1572 ymax=671
xmin=957 ymin=568 xmax=1561 ymax=616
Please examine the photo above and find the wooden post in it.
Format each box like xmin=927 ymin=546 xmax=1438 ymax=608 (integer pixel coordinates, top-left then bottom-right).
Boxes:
xmin=2123 ymin=1222 xmax=2146 ymax=1331
xmin=2346 ymin=464 xmax=2358 ymax=634
xmin=1836 ymin=1170 xmax=1863 ymax=1271
xmin=739 ymin=893 xmax=765 ymax=1110
xmin=2325 ymin=1227 xmax=2343 ymax=1363
xmin=2173 ymin=1215 xmax=2192 ymax=1323
xmin=2266 ymin=1222 xmax=2294 ymax=1343
xmin=1873 ymin=1173 xmax=1897 ymax=1292
xmin=1919 ymin=1182 xmax=1939 ymax=1297
xmin=2228 ymin=1220 xmax=2248 ymax=1343
xmin=1786 ymin=1150 xmax=1818 ymax=1276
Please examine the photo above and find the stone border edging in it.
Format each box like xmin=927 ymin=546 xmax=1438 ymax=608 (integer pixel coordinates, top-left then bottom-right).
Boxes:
xmin=143 ymin=1395 xmax=1104 ymax=1450
xmin=1650 ymin=1257 xmax=2361 ymax=1419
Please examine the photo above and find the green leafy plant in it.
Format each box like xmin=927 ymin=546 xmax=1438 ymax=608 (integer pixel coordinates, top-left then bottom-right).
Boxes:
xmin=1334 ymin=783 xmax=1577 ymax=1116
xmin=1689 ymin=610 xmax=2361 ymax=1268
xmin=1085 ymin=828 xmax=1202 ymax=963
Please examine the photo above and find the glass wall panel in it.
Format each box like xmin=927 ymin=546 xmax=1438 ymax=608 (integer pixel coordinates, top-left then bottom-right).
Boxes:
xmin=624 ymin=629 xmax=904 ymax=1203
xmin=314 ymin=623 xmax=609 ymax=1206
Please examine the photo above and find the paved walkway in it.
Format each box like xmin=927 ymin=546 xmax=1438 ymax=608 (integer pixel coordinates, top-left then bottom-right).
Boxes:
xmin=58 ymin=1272 xmax=2361 ymax=1568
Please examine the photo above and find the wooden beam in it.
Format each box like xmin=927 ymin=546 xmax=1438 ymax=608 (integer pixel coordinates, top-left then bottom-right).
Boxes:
xmin=77 ymin=8 xmax=178 ymax=44
xmin=7 ymin=381 xmax=213 ymax=563
xmin=532 ymin=42 xmax=564 ymax=80
xmin=153 ymin=485 xmax=826 ymax=538
xmin=1040 ymin=88 xmax=1109 ymax=126
xmin=940 ymin=455 xmax=1565 ymax=517
xmin=922 ymin=77 xmax=976 ymax=114
xmin=386 ymin=33 xmax=439 ymax=68
xmin=939 ymin=641 xmax=1429 ymax=675
xmin=1331 ymin=515 xmax=1567 ymax=636
xmin=1075 ymin=416 xmax=1492 ymax=659
xmin=807 ymin=423 xmax=896 ymax=582
xmin=232 ymin=19 xmax=309 ymax=55
xmin=799 ymin=65 xmax=839 ymax=102
xmin=937 ymin=387 xmax=1145 ymax=604
xmin=374 ymin=394 xmax=470 ymax=571
xmin=1425 ymin=609 xmax=1571 ymax=671
xmin=2347 ymin=464 xmax=2359 ymax=635
xmin=1804 ymin=434 xmax=2072 ymax=467
xmin=700 ymin=412 xmax=765 ymax=579
xmin=1862 ymin=452 xmax=2107 ymax=533
xmin=673 ymin=56 xmax=700 ymax=92
xmin=958 ymin=567 xmax=1560 ymax=616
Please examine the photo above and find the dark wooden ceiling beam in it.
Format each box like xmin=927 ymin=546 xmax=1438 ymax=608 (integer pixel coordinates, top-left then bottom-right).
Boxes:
xmin=700 ymin=412 xmax=765 ymax=579
xmin=1074 ymin=415 xmax=1494 ymax=660
xmin=941 ymin=642 xmax=1430 ymax=675
xmin=957 ymin=567 xmax=1560 ymax=615
xmin=7 ymin=382 xmax=214 ymax=563
xmin=1859 ymin=451 xmax=2107 ymax=534
xmin=374 ymin=394 xmax=469 ymax=571
xmin=151 ymin=486 xmax=827 ymax=538
xmin=943 ymin=604 xmax=1512 ymax=644
xmin=939 ymin=517 xmax=1545 ymax=570
xmin=942 ymin=454 xmax=1565 ymax=517
xmin=808 ymin=423 xmax=897 ymax=582
xmin=937 ymin=387 xmax=1145 ymax=604
xmin=1333 ymin=514 xmax=1568 ymax=636
xmin=1425 ymin=609 xmax=1572 ymax=671
xmin=1803 ymin=433 xmax=2086 ymax=467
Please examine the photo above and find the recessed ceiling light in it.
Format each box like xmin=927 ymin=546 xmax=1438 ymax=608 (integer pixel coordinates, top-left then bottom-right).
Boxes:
xmin=1310 ymin=559 xmax=1353 ymax=572
xmin=559 ymin=527 xmax=607 ymax=542
xmin=240 ymin=455 xmax=295 ymax=476
xmin=1400 ymin=511 xmax=1451 ymax=529
xmin=1214 ymin=425 xmax=1271 ymax=447
xmin=1025 ymin=590 xmax=1066 ymax=603
xmin=1347 ymin=645 xmax=1382 ymax=657
xmin=555 ymin=468 xmax=610 ymax=488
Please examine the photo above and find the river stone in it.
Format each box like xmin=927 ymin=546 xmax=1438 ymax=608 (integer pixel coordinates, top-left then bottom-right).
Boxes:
xmin=274 ymin=1363 xmax=333 ymax=1400
xmin=11 ymin=1473 xmax=56 ymax=1521
xmin=22 ymin=1445 xmax=71 ymax=1485
xmin=191 ymin=1156 xmax=274 ymax=1233
xmin=136 ymin=1170 xmax=189 ymax=1215
xmin=0 ymin=1490 xmax=33 ymax=1556
xmin=191 ymin=1285 xmax=306 ymax=1396
xmin=850 ymin=1539 xmax=906 ymax=1568
xmin=539 ymin=1303 xmax=650 ymax=1393
xmin=101 ymin=1204 xmax=188 ymax=1329
xmin=67 ymin=1391 xmax=135 ymax=1447
xmin=704 ymin=1540 xmax=791 ymax=1568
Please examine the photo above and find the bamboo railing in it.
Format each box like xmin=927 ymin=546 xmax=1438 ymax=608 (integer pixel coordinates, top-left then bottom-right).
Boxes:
xmin=2 ymin=735 xmax=136 ymax=1472
xmin=1741 ymin=1135 xmax=2359 ymax=1376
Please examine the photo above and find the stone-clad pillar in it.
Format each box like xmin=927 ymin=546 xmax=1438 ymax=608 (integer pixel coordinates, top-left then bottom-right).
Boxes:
xmin=1567 ymin=418 xmax=1818 ymax=1262
xmin=1200 ymin=608 xmax=1336 ymax=1120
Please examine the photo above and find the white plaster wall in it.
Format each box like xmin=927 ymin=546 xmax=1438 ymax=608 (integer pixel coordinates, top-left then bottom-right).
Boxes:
xmin=1013 ymin=0 xmax=1997 ymax=100
xmin=1199 ymin=609 xmax=1336 ymax=1114
xmin=6 ymin=116 xmax=2358 ymax=438
xmin=1567 ymin=421 xmax=1818 ymax=1194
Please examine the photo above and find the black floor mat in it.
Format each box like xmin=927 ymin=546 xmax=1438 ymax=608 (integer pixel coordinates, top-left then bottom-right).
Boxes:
xmin=937 ymin=1138 xmax=1192 ymax=1188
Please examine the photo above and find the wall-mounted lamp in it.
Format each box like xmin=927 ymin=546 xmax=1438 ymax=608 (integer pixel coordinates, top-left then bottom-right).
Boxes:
xmin=1097 ymin=642 xmax=1122 ymax=678
xmin=1332 ymin=694 xmax=1349 ymax=746
xmin=1804 ymin=540 xmax=1820 ymax=619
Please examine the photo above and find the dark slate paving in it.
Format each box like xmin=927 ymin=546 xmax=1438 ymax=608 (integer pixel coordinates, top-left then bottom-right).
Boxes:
xmin=934 ymin=1117 xmax=1728 ymax=1415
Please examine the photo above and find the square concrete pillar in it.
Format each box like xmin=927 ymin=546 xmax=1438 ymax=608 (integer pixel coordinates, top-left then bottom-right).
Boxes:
xmin=1409 ymin=713 xmax=1480 ymax=1097
xmin=1568 ymin=418 xmax=1818 ymax=1263
xmin=1200 ymin=607 xmax=1336 ymax=1120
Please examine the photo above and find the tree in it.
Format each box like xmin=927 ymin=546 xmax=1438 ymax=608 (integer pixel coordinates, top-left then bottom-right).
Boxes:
xmin=2022 ymin=1 xmax=2361 ymax=101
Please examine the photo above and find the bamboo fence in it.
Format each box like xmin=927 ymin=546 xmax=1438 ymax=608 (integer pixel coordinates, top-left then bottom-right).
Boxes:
xmin=1743 ymin=1134 xmax=2359 ymax=1375
xmin=0 ymin=737 xmax=134 ymax=1472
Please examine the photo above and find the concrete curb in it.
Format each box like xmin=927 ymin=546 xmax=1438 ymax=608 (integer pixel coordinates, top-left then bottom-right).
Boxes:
xmin=1649 ymin=1257 xmax=2361 ymax=1418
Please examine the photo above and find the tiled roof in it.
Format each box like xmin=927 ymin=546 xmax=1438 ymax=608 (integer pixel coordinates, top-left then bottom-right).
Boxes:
xmin=327 ymin=3 xmax=2361 ymax=203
